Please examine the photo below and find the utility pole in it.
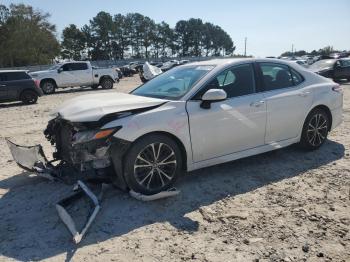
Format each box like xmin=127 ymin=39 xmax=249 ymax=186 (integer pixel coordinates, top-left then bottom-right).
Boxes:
xmin=244 ymin=37 xmax=247 ymax=57
xmin=292 ymin=44 xmax=294 ymax=54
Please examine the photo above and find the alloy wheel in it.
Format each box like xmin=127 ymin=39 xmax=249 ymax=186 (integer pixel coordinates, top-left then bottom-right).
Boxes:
xmin=307 ymin=114 xmax=328 ymax=147
xmin=43 ymin=82 xmax=54 ymax=93
xmin=133 ymin=143 xmax=177 ymax=191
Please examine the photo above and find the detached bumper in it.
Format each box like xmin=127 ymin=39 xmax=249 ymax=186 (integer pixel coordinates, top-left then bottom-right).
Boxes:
xmin=7 ymin=139 xmax=48 ymax=171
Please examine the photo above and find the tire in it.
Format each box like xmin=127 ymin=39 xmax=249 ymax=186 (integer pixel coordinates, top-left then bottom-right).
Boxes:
xmin=41 ymin=80 xmax=56 ymax=94
xmin=299 ymin=108 xmax=330 ymax=150
xmin=21 ymin=90 xmax=38 ymax=104
xmin=100 ymin=77 xmax=114 ymax=89
xmin=123 ymin=134 xmax=183 ymax=195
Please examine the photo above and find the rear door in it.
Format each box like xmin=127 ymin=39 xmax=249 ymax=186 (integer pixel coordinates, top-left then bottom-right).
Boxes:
xmin=6 ymin=72 xmax=33 ymax=99
xmin=257 ymin=62 xmax=313 ymax=143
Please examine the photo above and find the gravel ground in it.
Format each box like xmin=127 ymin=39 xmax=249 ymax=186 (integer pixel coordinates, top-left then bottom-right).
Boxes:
xmin=0 ymin=77 xmax=349 ymax=262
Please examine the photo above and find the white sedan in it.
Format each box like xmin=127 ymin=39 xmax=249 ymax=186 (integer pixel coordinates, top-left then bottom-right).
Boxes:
xmin=17 ymin=58 xmax=344 ymax=195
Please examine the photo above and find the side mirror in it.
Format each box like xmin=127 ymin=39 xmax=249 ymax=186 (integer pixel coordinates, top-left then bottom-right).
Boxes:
xmin=200 ymin=89 xmax=227 ymax=109
xmin=57 ymin=68 xmax=63 ymax=73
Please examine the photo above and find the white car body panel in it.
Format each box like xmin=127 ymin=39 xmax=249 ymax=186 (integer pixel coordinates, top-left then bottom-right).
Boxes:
xmin=186 ymin=93 xmax=266 ymax=162
xmin=262 ymin=84 xmax=314 ymax=143
xmin=52 ymin=93 xmax=167 ymax=123
xmin=52 ymin=58 xmax=343 ymax=173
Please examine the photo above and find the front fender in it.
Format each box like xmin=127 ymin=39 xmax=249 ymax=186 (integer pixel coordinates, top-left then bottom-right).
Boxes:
xmin=102 ymin=101 xmax=193 ymax=169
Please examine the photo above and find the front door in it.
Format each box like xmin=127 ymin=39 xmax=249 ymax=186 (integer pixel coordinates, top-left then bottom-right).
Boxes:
xmin=186 ymin=63 xmax=267 ymax=162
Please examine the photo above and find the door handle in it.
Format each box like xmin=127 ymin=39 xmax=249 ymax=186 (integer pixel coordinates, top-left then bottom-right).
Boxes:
xmin=250 ymin=100 xmax=265 ymax=107
xmin=298 ymin=91 xmax=310 ymax=97
xmin=0 ymin=84 xmax=6 ymax=87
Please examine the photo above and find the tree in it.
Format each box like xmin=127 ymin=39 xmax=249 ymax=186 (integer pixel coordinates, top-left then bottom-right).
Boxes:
xmin=112 ymin=14 xmax=130 ymax=59
xmin=88 ymin=11 xmax=114 ymax=60
xmin=0 ymin=4 xmax=59 ymax=67
xmin=61 ymin=24 xmax=86 ymax=60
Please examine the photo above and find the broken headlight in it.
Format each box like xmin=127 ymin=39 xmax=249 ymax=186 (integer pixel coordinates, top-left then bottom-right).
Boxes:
xmin=72 ymin=126 xmax=122 ymax=145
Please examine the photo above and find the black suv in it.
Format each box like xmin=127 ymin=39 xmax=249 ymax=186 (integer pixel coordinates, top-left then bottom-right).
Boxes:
xmin=0 ymin=70 xmax=43 ymax=104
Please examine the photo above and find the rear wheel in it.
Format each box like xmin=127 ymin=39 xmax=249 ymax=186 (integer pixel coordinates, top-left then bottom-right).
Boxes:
xmin=41 ymin=80 xmax=56 ymax=94
xmin=123 ymin=134 xmax=183 ymax=195
xmin=21 ymin=90 xmax=38 ymax=104
xmin=299 ymin=108 xmax=330 ymax=150
xmin=100 ymin=78 xmax=114 ymax=89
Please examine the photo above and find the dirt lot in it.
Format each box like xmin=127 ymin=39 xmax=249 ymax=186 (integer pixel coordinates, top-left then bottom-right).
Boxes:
xmin=0 ymin=77 xmax=349 ymax=262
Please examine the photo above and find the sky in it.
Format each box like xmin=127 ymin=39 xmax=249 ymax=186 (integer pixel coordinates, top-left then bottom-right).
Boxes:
xmin=2 ymin=0 xmax=350 ymax=57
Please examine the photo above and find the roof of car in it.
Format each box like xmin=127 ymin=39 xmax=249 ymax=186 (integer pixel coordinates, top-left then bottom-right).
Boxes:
xmin=187 ymin=58 xmax=295 ymax=67
xmin=0 ymin=70 xmax=28 ymax=73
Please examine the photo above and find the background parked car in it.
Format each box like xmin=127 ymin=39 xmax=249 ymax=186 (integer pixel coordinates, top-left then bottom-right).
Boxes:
xmin=0 ymin=70 xmax=43 ymax=104
xmin=30 ymin=61 xmax=118 ymax=94
xmin=120 ymin=66 xmax=137 ymax=77
xmin=161 ymin=60 xmax=180 ymax=71
xmin=309 ymin=58 xmax=350 ymax=81
xmin=291 ymin=60 xmax=309 ymax=67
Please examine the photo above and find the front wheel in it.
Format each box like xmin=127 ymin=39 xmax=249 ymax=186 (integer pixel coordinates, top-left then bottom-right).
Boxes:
xmin=41 ymin=80 xmax=56 ymax=94
xmin=123 ymin=134 xmax=183 ymax=195
xmin=299 ymin=108 xmax=330 ymax=150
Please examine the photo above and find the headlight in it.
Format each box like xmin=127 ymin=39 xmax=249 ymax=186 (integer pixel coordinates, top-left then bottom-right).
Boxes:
xmin=30 ymin=74 xmax=38 ymax=77
xmin=72 ymin=127 xmax=122 ymax=145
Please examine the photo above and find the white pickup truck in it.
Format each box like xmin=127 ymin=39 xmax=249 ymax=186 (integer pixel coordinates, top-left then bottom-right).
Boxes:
xmin=30 ymin=61 xmax=118 ymax=94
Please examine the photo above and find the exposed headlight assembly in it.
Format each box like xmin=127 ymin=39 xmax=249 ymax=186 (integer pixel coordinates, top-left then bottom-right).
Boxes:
xmin=72 ymin=126 xmax=122 ymax=145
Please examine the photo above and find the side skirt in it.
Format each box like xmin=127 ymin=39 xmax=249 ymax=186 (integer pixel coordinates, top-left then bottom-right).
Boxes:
xmin=187 ymin=137 xmax=300 ymax=172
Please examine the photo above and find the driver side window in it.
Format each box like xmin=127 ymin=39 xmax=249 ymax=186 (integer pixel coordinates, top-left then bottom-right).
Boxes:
xmin=62 ymin=63 xmax=73 ymax=71
xmin=195 ymin=63 xmax=256 ymax=99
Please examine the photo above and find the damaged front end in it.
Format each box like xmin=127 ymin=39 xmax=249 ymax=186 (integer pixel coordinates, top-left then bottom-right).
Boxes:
xmin=41 ymin=116 xmax=131 ymax=188
xmin=6 ymin=117 xmax=131 ymax=244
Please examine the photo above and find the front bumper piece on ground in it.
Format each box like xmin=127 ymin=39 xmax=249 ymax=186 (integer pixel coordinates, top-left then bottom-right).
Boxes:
xmin=6 ymin=139 xmax=180 ymax=244
xmin=6 ymin=139 xmax=57 ymax=181
xmin=6 ymin=139 xmax=104 ymax=244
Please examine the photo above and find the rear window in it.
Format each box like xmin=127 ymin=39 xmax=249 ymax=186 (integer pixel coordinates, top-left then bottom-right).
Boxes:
xmin=0 ymin=72 xmax=31 ymax=81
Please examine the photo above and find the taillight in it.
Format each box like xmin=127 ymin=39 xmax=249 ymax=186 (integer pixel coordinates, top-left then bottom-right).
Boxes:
xmin=34 ymin=79 xmax=40 ymax=89
xmin=332 ymin=84 xmax=343 ymax=93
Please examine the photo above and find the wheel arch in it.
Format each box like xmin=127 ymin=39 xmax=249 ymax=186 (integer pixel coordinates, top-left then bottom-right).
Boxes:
xmin=40 ymin=78 xmax=57 ymax=87
xmin=19 ymin=88 xmax=38 ymax=99
xmin=306 ymin=104 xmax=333 ymax=131
xmin=130 ymin=131 xmax=188 ymax=171
xmin=99 ymin=75 xmax=114 ymax=85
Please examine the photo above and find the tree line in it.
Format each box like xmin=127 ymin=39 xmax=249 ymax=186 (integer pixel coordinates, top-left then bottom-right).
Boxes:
xmin=61 ymin=12 xmax=235 ymax=61
xmin=280 ymin=46 xmax=348 ymax=57
xmin=0 ymin=3 xmax=235 ymax=67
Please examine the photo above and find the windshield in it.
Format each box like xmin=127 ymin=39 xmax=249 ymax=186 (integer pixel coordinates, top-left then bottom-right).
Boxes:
xmin=49 ymin=64 xmax=62 ymax=70
xmin=132 ymin=65 xmax=214 ymax=100
xmin=310 ymin=59 xmax=336 ymax=70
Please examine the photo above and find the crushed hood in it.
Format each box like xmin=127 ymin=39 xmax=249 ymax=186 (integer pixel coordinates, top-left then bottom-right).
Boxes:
xmin=52 ymin=92 xmax=168 ymax=122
